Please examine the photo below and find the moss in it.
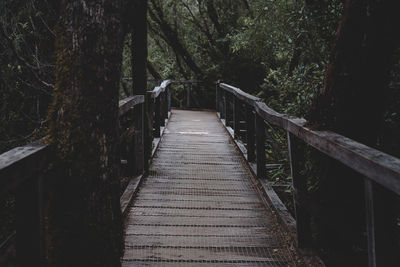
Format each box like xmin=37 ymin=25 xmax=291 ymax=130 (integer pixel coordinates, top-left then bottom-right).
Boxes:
xmin=44 ymin=5 xmax=124 ymax=266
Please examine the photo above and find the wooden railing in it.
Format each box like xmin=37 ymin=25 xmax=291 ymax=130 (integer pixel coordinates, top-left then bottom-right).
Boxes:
xmin=0 ymin=79 xmax=197 ymax=266
xmin=216 ymin=82 xmax=400 ymax=267
xmin=147 ymin=80 xmax=172 ymax=138
xmin=0 ymin=94 xmax=147 ymax=266
xmin=3 ymin=78 xmax=399 ymax=266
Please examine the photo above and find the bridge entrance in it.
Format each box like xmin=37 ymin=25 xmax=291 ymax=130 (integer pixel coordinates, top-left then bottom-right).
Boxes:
xmin=122 ymin=109 xmax=297 ymax=266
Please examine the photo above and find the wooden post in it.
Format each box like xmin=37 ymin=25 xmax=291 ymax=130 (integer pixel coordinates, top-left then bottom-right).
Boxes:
xmin=154 ymin=95 xmax=161 ymax=137
xmin=233 ymin=98 xmax=240 ymax=139
xmin=186 ymin=83 xmax=191 ymax=108
xmin=167 ymin=85 xmax=171 ymax=112
xmin=160 ymin=92 xmax=166 ymax=127
xmin=216 ymin=82 xmax=219 ymax=113
xmin=287 ymin=132 xmax=312 ymax=248
xmin=147 ymin=91 xmax=155 ymax=137
xmin=255 ymin=114 xmax=266 ymax=179
xmin=246 ymin=105 xmax=255 ymax=162
xmin=221 ymin=90 xmax=227 ymax=121
xmin=364 ymin=179 xmax=376 ymax=267
xmin=16 ymin=175 xmax=44 ymax=267
xmin=226 ymin=93 xmax=232 ymax=128
xmin=133 ymin=103 xmax=144 ymax=175
xmin=164 ymin=87 xmax=169 ymax=120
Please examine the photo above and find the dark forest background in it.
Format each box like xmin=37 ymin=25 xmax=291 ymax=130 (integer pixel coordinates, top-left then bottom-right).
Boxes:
xmin=1 ymin=0 xmax=399 ymax=266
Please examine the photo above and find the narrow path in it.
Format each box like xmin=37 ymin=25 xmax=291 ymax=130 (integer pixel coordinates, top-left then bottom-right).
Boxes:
xmin=123 ymin=109 xmax=295 ymax=266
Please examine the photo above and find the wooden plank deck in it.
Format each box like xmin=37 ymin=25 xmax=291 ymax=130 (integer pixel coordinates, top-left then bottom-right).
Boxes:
xmin=123 ymin=109 xmax=297 ymax=266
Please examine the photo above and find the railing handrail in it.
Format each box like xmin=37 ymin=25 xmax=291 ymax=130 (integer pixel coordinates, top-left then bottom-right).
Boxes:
xmin=218 ymin=82 xmax=400 ymax=195
xmin=219 ymin=83 xmax=261 ymax=105
xmin=0 ymin=141 xmax=50 ymax=197
xmin=148 ymin=79 xmax=172 ymax=98
xmin=118 ymin=95 xmax=145 ymax=116
xmin=0 ymin=95 xmax=146 ymax=198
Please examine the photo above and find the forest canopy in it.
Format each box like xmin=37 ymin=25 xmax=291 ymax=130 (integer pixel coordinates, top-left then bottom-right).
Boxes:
xmin=2 ymin=0 xmax=399 ymax=156
xmin=1 ymin=0 xmax=400 ymax=266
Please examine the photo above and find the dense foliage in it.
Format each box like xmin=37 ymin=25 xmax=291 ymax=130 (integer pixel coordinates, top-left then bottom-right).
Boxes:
xmin=1 ymin=0 xmax=400 ymax=266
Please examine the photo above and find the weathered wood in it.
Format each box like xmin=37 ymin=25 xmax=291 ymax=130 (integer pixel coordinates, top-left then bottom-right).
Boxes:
xmin=125 ymin=233 xmax=279 ymax=248
xmin=133 ymin=103 xmax=144 ymax=175
xmin=225 ymin=93 xmax=233 ymax=128
xmin=0 ymin=142 xmax=50 ymax=197
xmin=219 ymin=83 xmax=261 ymax=106
xmin=246 ymin=105 xmax=256 ymax=162
xmin=160 ymin=92 xmax=166 ymax=127
xmin=170 ymin=79 xmax=203 ymax=84
xmin=123 ymin=110 xmax=298 ymax=265
xmin=233 ymin=97 xmax=240 ymax=139
xmin=186 ymin=83 xmax=191 ymax=108
xmin=221 ymin=90 xmax=227 ymax=120
xmin=215 ymin=82 xmax=219 ymax=112
xmin=120 ymin=175 xmax=143 ymax=216
xmin=118 ymin=95 xmax=145 ymax=117
xmin=253 ymin=101 xmax=400 ymax=195
xmin=154 ymin=95 xmax=161 ymax=138
xmin=167 ymin=85 xmax=172 ymax=112
xmin=364 ymin=179 xmax=376 ymax=267
xmin=287 ymin=132 xmax=312 ymax=248
xmin=255 ymin=115 xmax=266 ymax=179
xmin=149 ymin=80 xmax=172 ymax=98
xmin=16 ymin=175 xmax=44 ymax=267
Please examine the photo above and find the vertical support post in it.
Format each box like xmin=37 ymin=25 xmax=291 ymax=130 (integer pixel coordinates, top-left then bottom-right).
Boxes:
xmin=221 ymin=90 xmax=227 ymax=121
xmin=160 ymin=91 xmax=166 ymax=127
xmin=145 ymin=91 xmax=154 ymax=170
xmin=133 ymin=102 xmax=144 ymax=175
xmin=163 ymin=86 xmax=169 ymax=120
xmin=186 ymin=83 xmax=191 ymax=108
xmin=364 ymin=179 xmax=376 ymax=267
xmin=226 ymin=93 xmax=232 ymax=128
xmin=287 ymin=132 xmax=313 ymax=248
xmin=233 ymin=98 xmax=240 ymax=139
xmin=147 ymin=91 xmax=154 ymax=131
xmin=216 ymin=82 xmax=219 ymax=113
xmin=255 ymin=114 xmax=266 ymax=179
xmin=167 ymin=85 xmax=171 ymax=113
xmin=16 ymin=176 xmax=44 ymax=267
xmin=154 ymin=95 xmax=161 ymax=137
xmin=246 ymin=105 xmax=256 ymax=162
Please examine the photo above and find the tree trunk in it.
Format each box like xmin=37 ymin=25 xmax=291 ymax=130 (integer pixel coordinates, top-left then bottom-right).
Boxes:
xmin=46 ymin=1 xmax=123 ymax=266
xmin=132 ymin=0 xmax=151 ymax=171
xmin=308 ymin=0 xmax=400 ymax=265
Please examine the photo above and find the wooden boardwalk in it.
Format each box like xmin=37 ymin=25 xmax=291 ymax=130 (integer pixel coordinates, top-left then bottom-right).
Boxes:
xmin=123 ymin=109 xmax=296 ymax=266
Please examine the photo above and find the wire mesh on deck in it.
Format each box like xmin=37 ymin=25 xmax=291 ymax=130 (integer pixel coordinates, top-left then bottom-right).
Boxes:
xmin=122 ymin=109 xmax=296 ymax=266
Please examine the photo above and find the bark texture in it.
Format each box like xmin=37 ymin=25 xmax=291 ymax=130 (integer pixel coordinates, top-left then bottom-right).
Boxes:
xmin=132 ymin=0 xmax=152 ymax=171
xmin=46 ymin=1 xmax=124 ymax=266
xmin=308 ymin=0 xmax=400 ymax=265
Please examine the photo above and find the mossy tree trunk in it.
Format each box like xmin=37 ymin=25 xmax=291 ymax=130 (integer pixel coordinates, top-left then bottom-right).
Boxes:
xmin=46 ymin=0 xmax=124 ymax=266
xmin=308 ymin=0 xmax=400 ymax=265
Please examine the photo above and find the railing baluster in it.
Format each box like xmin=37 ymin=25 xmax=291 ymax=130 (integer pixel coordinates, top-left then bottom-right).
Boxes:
xmin=246 ymin=105 xmax=256 ymax=162
xmin=160 ymin=92 xmax=166 ymax=127
xmin=364 ymin=179 xmax=376 ymax=267
xmin=16 ymin=175 xmax=44 ymax=267
xmin=256 ymin=114 xmax=266 ymax=179
xmin=186 ymin=83 xmax=191 ymax=108
xmin=216 ymin=82 xmax=219 ymax=113
xmin=133 ymin=102 xmax=144 ymax=175
xmin=154 ymin=95 xmax=161 ymax=137
xmin=222 ymin=90 xmax=227 ymax=121
xmin=233 ymin=98 xmax=240 ymax=139
xmin=287 ymin=132 xmax=312 ymax=248
xmin=167 ymin=85 xmax=171 ymax=113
